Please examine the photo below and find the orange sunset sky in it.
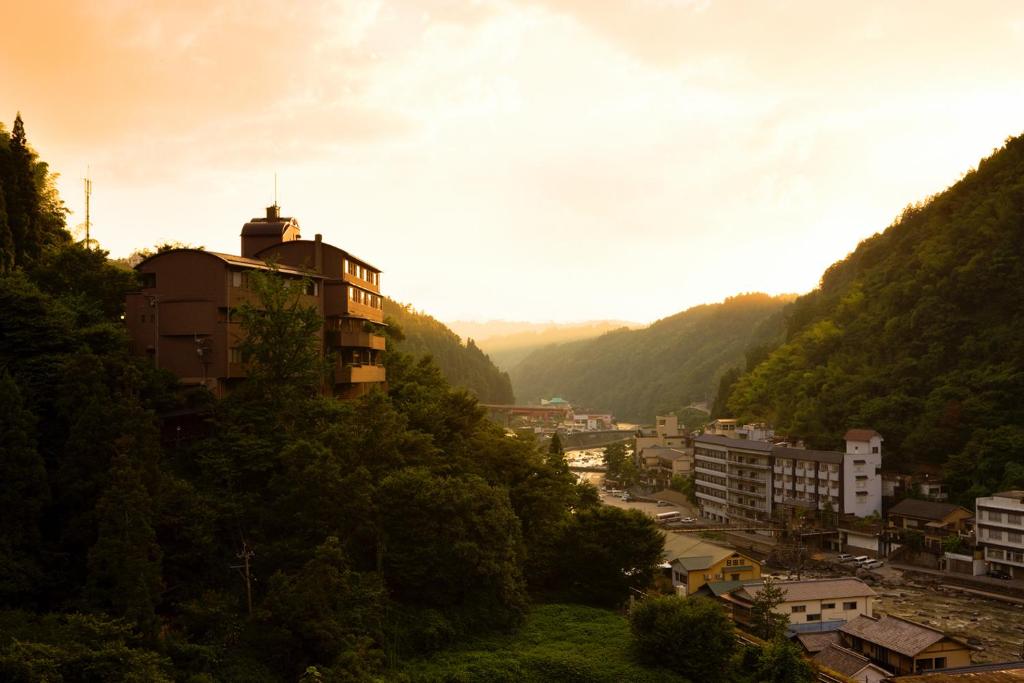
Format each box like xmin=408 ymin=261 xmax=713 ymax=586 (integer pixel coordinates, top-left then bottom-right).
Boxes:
xmin=3 ymin=1 xmax=1024 ymax=323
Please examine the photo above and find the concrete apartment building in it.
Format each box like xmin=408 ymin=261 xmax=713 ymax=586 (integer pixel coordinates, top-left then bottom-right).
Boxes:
xmin=694 ymin=428 xmax=883 ymax=525
xmin=975 ymin=490 xmax=1024 ymax=578
xmin=125 ymin=205 xmax=386 ymax=398
xmin=694 ymin=434 xmax=774 ymax=525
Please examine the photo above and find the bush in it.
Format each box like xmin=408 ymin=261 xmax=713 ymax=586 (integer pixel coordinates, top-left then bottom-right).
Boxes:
xmin=630 ymin=596 xmax=736 ymax=683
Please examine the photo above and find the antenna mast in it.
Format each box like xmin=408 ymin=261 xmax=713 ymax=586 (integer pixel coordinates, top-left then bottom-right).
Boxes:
xmin=84 ymin=169 xmax=92 ymax=249
xmin=274 ymin=172 xmax=278 ymax=208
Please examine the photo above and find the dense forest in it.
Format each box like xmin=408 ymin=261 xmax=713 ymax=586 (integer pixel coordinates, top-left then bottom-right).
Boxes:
xmin=719 ymin=134 xmax=1024 ymax=505
xmin=509 ymin=294 xmax=792 ymax=421
xmin=383 ymin=299 xmax=515 ymax=404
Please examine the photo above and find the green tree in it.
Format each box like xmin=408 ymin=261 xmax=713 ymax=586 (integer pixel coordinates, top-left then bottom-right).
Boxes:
xmin=630 ymin=595 xmax=736 ymax=682
xmin=86 ymin=449 xmax=163 ymax=640
xmin=604 ymin=441 xmax=639 ymax=488
xmin=260 ymin=537 xmax=385 ymax=679
xmin=670 ymin=473 xmax=697 ymax=505
xmin=749 ymin=577 xmax=790 ymax=641
xmin=550 ymin=506 xmax=664 ymax=607
xmin=0 ymin=371 xmax=49 ymax=604
xmin=0 ymin=180 xmax=12 ymax=273
xmin=236 ymin=268 xmax=327 ymax=399
xmin=755 ymin=637 xmax=816 ymax=683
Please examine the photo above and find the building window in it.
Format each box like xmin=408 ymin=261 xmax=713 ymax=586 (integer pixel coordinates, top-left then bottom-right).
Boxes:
xmin=1009 ymin=532 xmax=1022 ymax=544
xmin=232 ymin=271 xmax=242 ymax=288
xmin=230 ymin=348 xmax=242 ymax=363
xmin=872 ymin=446 xmax=879 ymax=453
xmin=141 ymin=272 xmax=157 ymax=288
xmin=1009 ymin=513 xmax=1022 ymax=526
xmin=934 ymin=657 xmax=946 ymax=670
xmin=822 ymin=602 xmax=835 ymax=610
xmin=843 ymin=601 xmax=857 ymax=610
xmin=806 ymin=614 xmax=821 ymax=622
xmin=791 ymin=605 xmax=806 ymax=613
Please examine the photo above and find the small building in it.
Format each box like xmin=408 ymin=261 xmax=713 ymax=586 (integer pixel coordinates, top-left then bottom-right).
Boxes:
xmin=720 ymin=577 xmax=876 ymax=633
xmin=975 ymin=490 xmax=1024 ymax=578
xmin=836 ymin=522 xmax=885 ymax=558
xmin=838 ymin=614 xmax=972 ymax=675
xmin=638 ymin=445 xmax=693 ymax=490
xmin=887 ymin=499 xmax=973 ymax=554
xmin=664 ymin=536 xmax=761 ymax=596
xmin=813 ymin=643 xmax=891 ymax=682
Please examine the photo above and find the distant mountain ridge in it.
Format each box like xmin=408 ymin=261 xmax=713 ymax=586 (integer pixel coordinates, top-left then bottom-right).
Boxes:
xmin=508 ymin=293 xmax=792 ymax=421
xmin=384 ymin=299 xmax=515 ymax=404
xmin=448 ymin=320 xmax=641 ymax=371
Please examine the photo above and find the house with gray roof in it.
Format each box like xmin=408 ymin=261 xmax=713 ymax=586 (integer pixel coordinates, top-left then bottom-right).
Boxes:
xmin=838 ymin=614 xmax=972 ymax=676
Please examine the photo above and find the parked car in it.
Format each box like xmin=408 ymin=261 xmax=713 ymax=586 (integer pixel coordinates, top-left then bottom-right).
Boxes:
xmin=657 ymin=500 xmax=671 ymax=507
xmin=851 ymin=555 xmax=871 ymax=566
xmin=837 ymin=553 xmax=854 ymax=563
xmin=989 ymin=569 xmax=1012 ymax=580
xmin=681 ymin=517 xmax=697 ymax=524
xmin=863 ymin=559 xmax=885 ymax=570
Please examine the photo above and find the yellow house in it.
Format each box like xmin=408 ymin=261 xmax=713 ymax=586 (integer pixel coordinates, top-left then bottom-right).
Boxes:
xmin=664 ymin=535 xmax=761 ymax=596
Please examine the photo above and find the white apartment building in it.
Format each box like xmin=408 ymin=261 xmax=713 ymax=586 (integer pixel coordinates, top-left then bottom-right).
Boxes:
xmin=843 ymin=429 xmax=883 ymax=517
xmin=695 ymin=428 xmax=884 ymax=524
xmin=976 ymin=490 xmax=1024 ymax=578
xmin=772 ymin=447 xmax=843 ymax=518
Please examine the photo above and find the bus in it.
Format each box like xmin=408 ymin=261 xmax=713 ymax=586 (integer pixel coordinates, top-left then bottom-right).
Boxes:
xmin=656 ymin=511 xmax=682 ymax=524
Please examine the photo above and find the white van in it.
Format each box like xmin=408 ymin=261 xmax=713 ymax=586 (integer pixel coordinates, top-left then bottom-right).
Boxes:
xmin=852 ymin=555 xmax=871 ymax=566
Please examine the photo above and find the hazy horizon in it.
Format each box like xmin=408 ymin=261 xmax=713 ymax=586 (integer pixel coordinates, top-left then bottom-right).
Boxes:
xmin=4 ymin=1 xmax=1024 ymax=323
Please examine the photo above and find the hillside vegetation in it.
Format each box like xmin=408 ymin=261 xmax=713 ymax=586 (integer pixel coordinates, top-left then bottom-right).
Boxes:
xmin=509 ymin=294 xmax=792 ymax=421
xmin=722 ymin=134 xmax=1024 ymax=503
xmin=384 ymin=299 xmax=515 ymax=404
xmin=451 ymin=320 xmax=640 ymax=371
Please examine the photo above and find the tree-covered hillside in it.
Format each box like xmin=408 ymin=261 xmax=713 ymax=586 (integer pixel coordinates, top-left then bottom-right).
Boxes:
xmin=723 ymin=134 xmax=1024 ymax=503
xmin=384 ymin=299 xmax=515 ymax=403
xmin=449 ymin=320 xmax=640 ymax=372
xmin=509 ymin=294 xmax=792 ymax=421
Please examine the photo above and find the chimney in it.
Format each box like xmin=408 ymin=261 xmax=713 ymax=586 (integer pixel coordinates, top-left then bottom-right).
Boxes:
xmin=266 ymin=204 xmax=280 ymax=220
xmin=314 ymin=233 xmax=323 ymax=273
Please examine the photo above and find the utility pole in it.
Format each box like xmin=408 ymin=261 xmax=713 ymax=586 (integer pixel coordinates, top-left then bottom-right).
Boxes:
xmin=231 ymin=539 xmax=255 ymax=617
xmin=83 ymin=170 xmax=92 ymax=249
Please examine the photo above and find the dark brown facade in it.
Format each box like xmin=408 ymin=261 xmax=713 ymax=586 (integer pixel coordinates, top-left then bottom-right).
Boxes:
xmin=125 ymin=206 xmax=386 ymax=398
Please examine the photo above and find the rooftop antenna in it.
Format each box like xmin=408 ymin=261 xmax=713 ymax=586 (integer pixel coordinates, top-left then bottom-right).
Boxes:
xmin=274 ymin=172 xmax=278 ymax=209
xmin=83 ymin=168 xmax=92 ymax=249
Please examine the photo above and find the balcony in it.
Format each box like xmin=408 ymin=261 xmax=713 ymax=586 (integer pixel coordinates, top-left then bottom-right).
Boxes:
xmin=731 ymin=472 xmax=768 ymax=485
xmin=335 ymin=364 xmax=386 ymax=384
xmin=327 ymin=330 xmax=386 ymax=351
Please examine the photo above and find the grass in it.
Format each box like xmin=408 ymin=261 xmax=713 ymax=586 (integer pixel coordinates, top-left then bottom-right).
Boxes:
xmin=390 ymin=603 xmax=690 ymax=682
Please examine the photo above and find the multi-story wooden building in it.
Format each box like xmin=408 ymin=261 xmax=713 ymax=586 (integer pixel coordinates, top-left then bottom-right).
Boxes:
xmin=125 ymin=205 xmax=386 ymax=398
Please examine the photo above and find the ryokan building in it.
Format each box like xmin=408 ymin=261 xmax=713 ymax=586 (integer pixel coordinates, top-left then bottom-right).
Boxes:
xmin=125 ymin=205 xmax=387 ymax=398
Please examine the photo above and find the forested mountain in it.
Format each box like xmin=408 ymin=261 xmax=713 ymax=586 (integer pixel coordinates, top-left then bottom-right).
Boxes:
xmin=384 ymin=299 xmax=515 ymax=403
xmin=721 ymin=134 xmax=1024 ymax=504
xmin=509 ymin=294 xmax=792 ymax=421
xmin=480 ymin=321 xmax=641 ymax=372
